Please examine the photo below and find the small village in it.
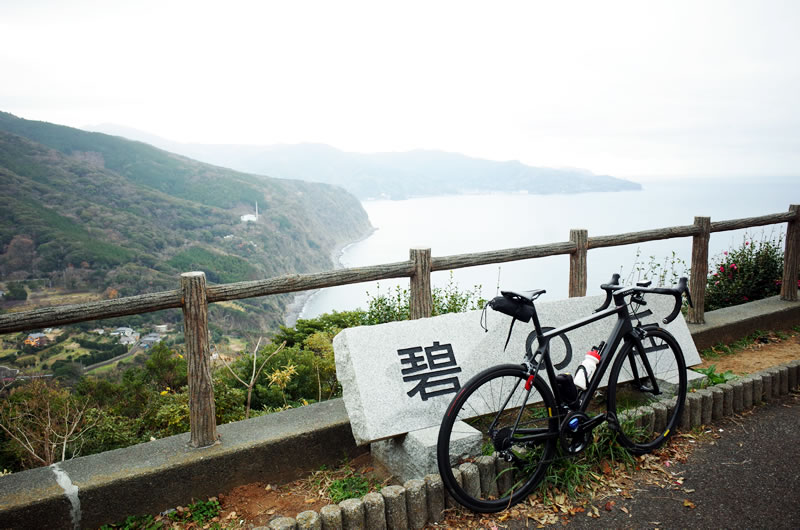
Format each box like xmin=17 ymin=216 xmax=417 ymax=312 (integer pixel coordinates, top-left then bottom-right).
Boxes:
xmin=0 ymin=320 xmax=172 ymax=385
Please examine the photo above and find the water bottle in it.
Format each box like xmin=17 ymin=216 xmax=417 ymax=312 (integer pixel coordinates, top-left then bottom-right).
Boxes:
xmin=573 ymin=346 xmax=602 ymax=390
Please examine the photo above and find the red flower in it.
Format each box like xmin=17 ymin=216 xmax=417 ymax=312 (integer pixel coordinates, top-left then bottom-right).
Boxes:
xmin=731 ymin=263 xmax=738 ymax=270
xmin=719 ymin=265 xmax=725 ymax=272
xmin=743 ymin=296 xmax=749 ymax=301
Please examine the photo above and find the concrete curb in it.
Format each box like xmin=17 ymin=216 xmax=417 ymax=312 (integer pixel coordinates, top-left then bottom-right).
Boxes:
xmin=0 ymin=399 xmax=364 ymax=530
xmin=259 ymin=360 xmax=800 ymax=530
xmin=686 ymin=296 xmax=800 ymax=351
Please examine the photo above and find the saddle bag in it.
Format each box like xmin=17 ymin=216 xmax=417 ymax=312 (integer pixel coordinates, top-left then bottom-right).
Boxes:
xmin=488 ymin=295 xmax=535 ymax=323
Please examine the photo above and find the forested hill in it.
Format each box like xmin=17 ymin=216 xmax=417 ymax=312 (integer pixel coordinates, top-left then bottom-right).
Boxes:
xmin=0 ymin=111 xmax=372 ymax=330
xmin=86 ymin=125 xmax=641 ymax=199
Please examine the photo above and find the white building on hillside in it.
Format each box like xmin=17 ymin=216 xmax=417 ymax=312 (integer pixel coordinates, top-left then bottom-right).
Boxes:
xmin=240 ymin=201 xmax=259 ymax=223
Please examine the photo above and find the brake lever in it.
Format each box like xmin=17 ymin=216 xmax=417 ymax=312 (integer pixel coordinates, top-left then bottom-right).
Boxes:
xmin=595 ymin=273 xmax=622 ymax=312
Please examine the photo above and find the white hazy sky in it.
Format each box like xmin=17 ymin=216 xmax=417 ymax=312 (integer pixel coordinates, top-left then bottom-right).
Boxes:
xmin=1 ymin=0 xmax=799 ymax=180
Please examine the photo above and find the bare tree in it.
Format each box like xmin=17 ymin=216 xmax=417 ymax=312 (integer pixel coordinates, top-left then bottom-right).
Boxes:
xmin=220 ymin=338 xmax=286 ymax=419
xmin=0 ymin=380 xmax=97 ymax=468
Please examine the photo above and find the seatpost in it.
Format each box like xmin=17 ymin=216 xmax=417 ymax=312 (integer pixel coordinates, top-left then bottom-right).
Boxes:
xmin=531 ymin=307 xmax=544 ymax=338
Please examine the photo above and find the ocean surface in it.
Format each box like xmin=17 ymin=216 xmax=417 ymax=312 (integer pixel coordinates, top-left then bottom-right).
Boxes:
xmin=299 ymin=176 xmax=799 ymax=320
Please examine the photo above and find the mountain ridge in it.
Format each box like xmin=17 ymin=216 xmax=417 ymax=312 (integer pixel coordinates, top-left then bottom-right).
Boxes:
xmin=0 ymin=112 xmax=372 ymax=331
xmin=85 ymin=124 xmax=642 ymax=200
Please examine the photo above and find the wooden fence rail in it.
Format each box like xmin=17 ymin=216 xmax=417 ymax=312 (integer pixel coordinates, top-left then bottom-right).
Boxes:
xmin=0 ymin=205 xmax=798 ymax=447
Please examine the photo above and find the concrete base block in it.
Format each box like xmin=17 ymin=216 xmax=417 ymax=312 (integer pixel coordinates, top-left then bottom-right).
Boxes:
xmin=742 ymin=377 xmax=754 ymax=410
xmin=362 ymin=492 xmax=386 ymax=530
xmin=732 ymin=381 xmax=744 ymax=413
xmin=446 ymin=468 xmax=462 ymax=509
xmin=652 ymin=401 xmax=668 ymax=434
xmin=496 ymin=456 xmax=514 ymax=497
xmin=779 ymin=366 xmax=790 ymax=395
xmin=752 ymin=375 xmax=763 ymax=405
xmin=339 ymin=498 xmax=365 ymax=530
xmin=320 ymin=505 xmax=343 ymax=530
xmin=269 ymin=517 xmax=298 ymax=530
xmin=679 ymin=395 xmax=691 ymax=429
xmin=372 ymin=422 xmax=480 ymax=483
xmin=638 ymin=406 xmax=656 ymax=435
xmin=719 ymin=384 xmax=734 ymax=416
xmin=381 ymin=486 xmax=407 ymax=530
xmin=764 ymin=370 xmax=778 ymax=401
xmin=696 ymin=389 xmax=713 ymax=425
xmin=688 ymin=394 xmax=702 ymax=428
xmin=297 ymin=510 xmax=322 ymax=530
xmin=787 ymin=361 xmax=799 ymax=390
xmin=403 ymin=479 xmax=427 ymax=530
xmin=758 ymin=372 xmax=770 ymax=402
xmin=458 ymin=462 xmax=481 ymax=501
xmin=711 ymin=387 xmax=724 ymax=420
xmin=476 ymin=455 xmax=499 ymax=498
xmin=423 ymin=474 xmax=444 ymax=523
xmin=687 ymin=369 xmax=708 ymax=389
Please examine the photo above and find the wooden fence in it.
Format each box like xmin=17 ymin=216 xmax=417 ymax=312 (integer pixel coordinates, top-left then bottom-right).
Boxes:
xmin=1 ymin=204 xmax=798 ymax=447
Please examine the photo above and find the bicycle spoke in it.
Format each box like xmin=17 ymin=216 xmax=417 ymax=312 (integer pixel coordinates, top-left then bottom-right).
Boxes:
xmin=437 ymin=365 xmax=557 ymax=512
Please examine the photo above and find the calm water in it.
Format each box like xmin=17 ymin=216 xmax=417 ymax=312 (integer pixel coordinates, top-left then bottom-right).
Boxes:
xmin=300 ymin=177 xmax=799 ymax=319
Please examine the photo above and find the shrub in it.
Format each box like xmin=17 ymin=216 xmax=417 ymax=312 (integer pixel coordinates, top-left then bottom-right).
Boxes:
xmin=3 ymin=282 xmax=27 ymax=301
xmin=363 ymin=273 xmax=485 ymax=325
xmin=705 ymin=234 xmax=785 ymax=311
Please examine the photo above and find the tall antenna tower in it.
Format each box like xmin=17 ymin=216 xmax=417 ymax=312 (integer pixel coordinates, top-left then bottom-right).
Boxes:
xmin=255 ymin=201 xmax=259 ymax=220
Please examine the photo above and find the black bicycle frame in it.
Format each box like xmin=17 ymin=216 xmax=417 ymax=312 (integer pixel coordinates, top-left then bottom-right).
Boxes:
xmin=510 ymin=294 xmax=656 ymax=442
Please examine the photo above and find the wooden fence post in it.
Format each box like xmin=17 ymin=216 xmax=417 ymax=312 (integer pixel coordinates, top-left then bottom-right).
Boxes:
xmin=409 ymin=248 xmax=432 ymax=319
xmin=687 ymin=216 xmax=711 ymax=324
xmin=569 ymin=229 xmax=588 ymax=297
xmin=781 ymin=204 xmax=800 ymax=301
xmin=181 ymin=271 xmax=218 ymax=447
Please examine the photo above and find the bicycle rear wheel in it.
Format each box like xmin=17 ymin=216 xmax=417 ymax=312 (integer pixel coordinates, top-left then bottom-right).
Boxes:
xmin=437 ymin=364 xmax=558 ymax=512
xmin=607 ymin=327 xmax=687 ymax=454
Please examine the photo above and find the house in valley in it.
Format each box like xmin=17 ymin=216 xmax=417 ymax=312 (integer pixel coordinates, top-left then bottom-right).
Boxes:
xmin=24 ymin=333 xmax=48 ymax=347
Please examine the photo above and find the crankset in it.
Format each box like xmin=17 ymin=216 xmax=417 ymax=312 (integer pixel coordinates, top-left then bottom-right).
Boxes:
xmin=559 ymin=411 xmax=606 ymax=455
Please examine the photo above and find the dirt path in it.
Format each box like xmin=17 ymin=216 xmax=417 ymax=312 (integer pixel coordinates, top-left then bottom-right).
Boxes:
xmin=696 ymin=329 xmax=800 ymax=375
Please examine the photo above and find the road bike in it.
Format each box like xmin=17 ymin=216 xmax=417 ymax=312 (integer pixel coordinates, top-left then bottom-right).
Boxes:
xmin=436 ymin=274 xmax=692 ymax=512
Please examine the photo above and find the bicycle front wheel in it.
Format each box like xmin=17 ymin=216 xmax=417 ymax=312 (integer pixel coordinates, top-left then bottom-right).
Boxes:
xmin=607 ymin=327 xmax=687 ymax=454
xmin=437 ymin=364 xmax=558 ymax=512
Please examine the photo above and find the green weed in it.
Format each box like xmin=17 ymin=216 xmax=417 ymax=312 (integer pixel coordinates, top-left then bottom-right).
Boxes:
xmin=328 ymin=475 xmax=371 ymax=503
xmin=100 ymin=514 xmax=163 ymax=530
xmin=696 ymin=365 xmax=737 ymax=386
xmin=538 ymin=422 xmax=634 ymax=499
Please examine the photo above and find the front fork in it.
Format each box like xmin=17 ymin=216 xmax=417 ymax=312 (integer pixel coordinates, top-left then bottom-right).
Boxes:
xmin=627 ymin=325 xmax=662 ymax=395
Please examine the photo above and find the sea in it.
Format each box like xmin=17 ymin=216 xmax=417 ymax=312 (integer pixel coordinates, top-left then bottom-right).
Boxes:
xmin=298 ymin=176 xmax=799 ymax=320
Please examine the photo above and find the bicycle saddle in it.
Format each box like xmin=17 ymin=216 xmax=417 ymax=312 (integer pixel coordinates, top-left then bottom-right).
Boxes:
xmin=500 ymin=289 xmax=546 ymax=303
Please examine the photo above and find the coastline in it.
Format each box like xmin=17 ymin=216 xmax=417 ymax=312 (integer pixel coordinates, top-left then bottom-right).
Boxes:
xmin=283 ymin=227 xmax=377 ymax=327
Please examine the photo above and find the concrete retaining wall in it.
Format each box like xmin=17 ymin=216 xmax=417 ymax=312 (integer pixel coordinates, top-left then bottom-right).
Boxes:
xmin=0 ymin=297 xmax=797 ymax=528
xmin=0 ymin=400 xmax=364 ymax=529
xmin=687 ymin=295 xmax=800 ymax=351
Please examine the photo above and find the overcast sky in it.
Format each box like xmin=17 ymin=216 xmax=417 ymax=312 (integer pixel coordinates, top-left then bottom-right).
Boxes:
xmin=1 ymin=0 xmax=799 ymax=180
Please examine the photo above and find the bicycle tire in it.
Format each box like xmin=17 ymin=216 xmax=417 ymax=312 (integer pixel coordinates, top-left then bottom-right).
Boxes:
xmin=607 ymin=327 xmax=687 ymax=454
xmin=437 ymin=364 xmax=558 ymax=512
